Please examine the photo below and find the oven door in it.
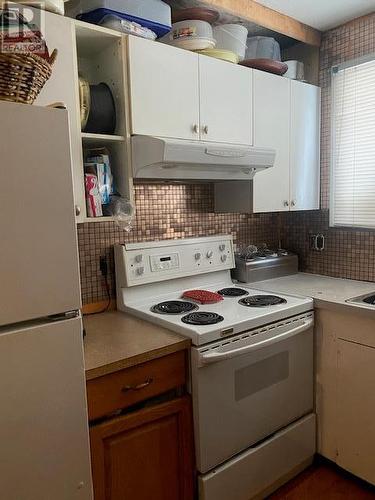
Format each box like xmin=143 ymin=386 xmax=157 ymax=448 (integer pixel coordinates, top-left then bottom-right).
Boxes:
xmin=190 ymin=312 xmax=314 ymax=473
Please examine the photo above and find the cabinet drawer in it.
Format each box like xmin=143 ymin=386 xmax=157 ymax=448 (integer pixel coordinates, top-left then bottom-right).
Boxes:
xmin=87 ymin=351 xmax=187 ymax=420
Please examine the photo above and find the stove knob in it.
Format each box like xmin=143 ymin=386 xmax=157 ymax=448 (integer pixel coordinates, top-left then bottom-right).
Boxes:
xmin=221 ymin=254 xmax=227 ymax=263
xmin=206 ymin=250 xmax=213 ymax=259
xmin=219 ymin=244 xmax=226 ymax=252
xmin=135 ymin=254 xmax=143 ymax=263
xmin=136 ymin=267 xmax=144 ymax=276
xmin=194 ymin=252 xmax=201 ymax=261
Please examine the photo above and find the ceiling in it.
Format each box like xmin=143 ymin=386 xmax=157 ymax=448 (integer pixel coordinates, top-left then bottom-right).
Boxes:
xmin=253 ymin=0 xmax=375 ymax=30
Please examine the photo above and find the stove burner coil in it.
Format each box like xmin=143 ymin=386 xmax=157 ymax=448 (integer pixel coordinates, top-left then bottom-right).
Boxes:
xmin=181 ymin=312 xmax=224 ymax=325
xmin=151 ymin=301 xmax=198 ymax=315
xmin=239 ymin=295 xmax=287 ymax=307
xmin=363 ymin=295 xmax=375 ymax=305
xmin=217 ymin=288 xmax=249 ymax=297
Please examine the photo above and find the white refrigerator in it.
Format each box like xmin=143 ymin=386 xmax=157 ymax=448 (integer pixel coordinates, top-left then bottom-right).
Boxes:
xmin=0 ymin=102 xmax=93 ymax=499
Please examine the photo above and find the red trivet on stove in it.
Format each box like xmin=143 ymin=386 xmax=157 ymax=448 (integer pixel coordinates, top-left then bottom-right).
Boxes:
xmin=182 ymin=290 xmax=224 ymax=304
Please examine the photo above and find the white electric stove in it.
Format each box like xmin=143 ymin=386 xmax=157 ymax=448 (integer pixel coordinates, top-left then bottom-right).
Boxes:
xmin=115 ymin=236 xmax=316 ymax=500
xmin=115 ymin=235 xmax=312 ymax=345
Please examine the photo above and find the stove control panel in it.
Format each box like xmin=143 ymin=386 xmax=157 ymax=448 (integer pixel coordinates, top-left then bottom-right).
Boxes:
xmin=116 ymin=236 xmax=235 ymax=287
xmin=150 ymin=253 xmax=179 ymax=272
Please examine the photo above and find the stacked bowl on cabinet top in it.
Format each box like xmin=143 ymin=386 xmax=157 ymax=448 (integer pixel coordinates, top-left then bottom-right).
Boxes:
xmin=66 ymin=1 xmax=306 ymax=77
xmin=160 ymin=7 xmax=248 ymax=64
xmin=159 ymin=7 xmax=302 ymax=77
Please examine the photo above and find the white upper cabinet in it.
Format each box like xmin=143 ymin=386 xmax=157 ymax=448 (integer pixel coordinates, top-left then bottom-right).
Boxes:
xmin=127 ymin=36 xmax=200 ymax=141
xmin=126 ymin=37 xmax=252 ymax=146
xmin=199 ymin=56 xmax=253 ymax=146
xmin=251 ymin=73 xmax=320 ymax=213
xmin=35 ymin=11 xmax=84 ymax=222
xmin=290 ymin=80 xmax=321 ymax=211
xmin=253 ymin=70 xmax=290 ymax=212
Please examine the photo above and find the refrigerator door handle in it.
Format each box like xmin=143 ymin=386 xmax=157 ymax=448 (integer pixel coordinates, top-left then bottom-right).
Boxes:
xmin=48 ymin=311 xmax=80 ymax=322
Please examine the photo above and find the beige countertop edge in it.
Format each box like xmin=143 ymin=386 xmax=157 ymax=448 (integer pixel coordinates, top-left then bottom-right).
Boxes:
xmin=85 ymin=338 xmax=190 ymax=381
xmin=252 ymin=273 xmax=375 ymax=313
xmin=83 ymin=311 xmax=191 ymax=381
xmin=313 ymin=297 xmax=375 ymax=317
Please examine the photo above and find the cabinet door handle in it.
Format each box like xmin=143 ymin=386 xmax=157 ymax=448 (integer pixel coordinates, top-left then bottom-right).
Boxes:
xmin=192 ymin=124 xmax=200 ymax=134
xmin=121 ymin=378 xmax=153 ymax=393
xmin=291 ymin=200 xmax=296 ymax=207
xmin=283 ymin=200 xmax=289 ymax=207
xmin=75 ymin=205 xmax=81 ymax=216
xmin=202 ymin=125 xmax=209 ymax=134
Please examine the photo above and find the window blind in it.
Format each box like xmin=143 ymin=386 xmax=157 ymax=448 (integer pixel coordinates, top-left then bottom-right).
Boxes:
xmin=330 ymin=56 xmax=375 ymax=228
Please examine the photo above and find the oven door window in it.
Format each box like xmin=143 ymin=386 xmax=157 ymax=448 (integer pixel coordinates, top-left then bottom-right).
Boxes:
xmin=235 ymin=351 xmax=289 ymax=401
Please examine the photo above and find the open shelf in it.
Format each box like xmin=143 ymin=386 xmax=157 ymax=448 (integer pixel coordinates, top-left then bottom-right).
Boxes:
xmin=84 ymin=216 xmax=118 ymax=223
xmin=82 ymin=140 xmax=131 ymax=222
xmin=74 ymin=22 xmax=133 ymax=223
xmin=74 ymin=20 xmax=121 ymax=58
xmin=82 ymin=132 xmax=125 ymax=144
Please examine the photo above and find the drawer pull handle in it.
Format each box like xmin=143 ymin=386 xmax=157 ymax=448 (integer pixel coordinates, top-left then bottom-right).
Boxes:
xmin=121 ymin=378 xmax=153 ymax=393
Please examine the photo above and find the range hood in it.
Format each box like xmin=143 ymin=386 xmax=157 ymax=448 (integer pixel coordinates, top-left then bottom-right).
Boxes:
xmin=131 ymin=135 xmax=275 ymax=181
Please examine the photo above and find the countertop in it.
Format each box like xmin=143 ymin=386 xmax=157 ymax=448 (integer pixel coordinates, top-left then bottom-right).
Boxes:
xmin=83 ymin=311 xmax=190 ymax=380
xmin=251 ymin=272 xmax=375 ymax=313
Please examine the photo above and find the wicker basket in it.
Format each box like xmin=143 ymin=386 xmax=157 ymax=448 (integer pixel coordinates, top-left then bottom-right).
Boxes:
xmin=0 ymin=49 xmax=57 ymax=104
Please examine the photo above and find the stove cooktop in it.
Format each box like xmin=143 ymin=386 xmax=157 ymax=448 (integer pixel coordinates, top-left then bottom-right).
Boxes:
xmin=123 ymin=281 xmax=313 ymax=346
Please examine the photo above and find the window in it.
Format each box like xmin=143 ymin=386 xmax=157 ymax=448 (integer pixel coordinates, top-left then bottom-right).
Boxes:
xmin=330 ymin=55 xmax=375 ymax=228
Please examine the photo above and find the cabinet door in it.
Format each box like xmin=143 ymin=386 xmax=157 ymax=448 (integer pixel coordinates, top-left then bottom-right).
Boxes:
xmin=252 ymin=71 xmax=290 ymax=212
xmin=35 ymin=11 xmax=85 ymax=222
xmin=336 ymin=340 xmax=375 ymax=485
xmin=199 ymin=56 xmax=253 ymax=145
xmin=315 ymin=309 xmax=338 ymax=462
xmin=90 ymin=396 xmax=194 ymax=500
xmin=127 ymin=36 xmax=200 ymax=140
xmin=290 ymin=81 xmax=321 ymax=211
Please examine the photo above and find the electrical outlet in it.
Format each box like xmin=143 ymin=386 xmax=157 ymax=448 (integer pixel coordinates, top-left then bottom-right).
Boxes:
xmin=99 ymin=256 xmax=108 ymax=276
xmin=310 ymin=233 xmax=325 ymax=252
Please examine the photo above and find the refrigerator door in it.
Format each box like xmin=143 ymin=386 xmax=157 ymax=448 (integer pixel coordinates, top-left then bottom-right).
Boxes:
xmin=0 ymin=102 xmax=81 ymax=326
xmin=0 ymin=315 xmax=93 ymax=500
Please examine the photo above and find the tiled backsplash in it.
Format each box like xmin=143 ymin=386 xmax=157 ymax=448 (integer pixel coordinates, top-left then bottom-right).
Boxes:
xmin=78 ymin=12 xmax=375 ymax=305
xmin=281 ymin=210 xmax=375 ymax=282
xmin=78 ymin=184 xmax=280 ymax=304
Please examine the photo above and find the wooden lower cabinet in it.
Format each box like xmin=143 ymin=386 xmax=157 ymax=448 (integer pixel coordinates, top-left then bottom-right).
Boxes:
xmin=90 ymin=395 xmax=194 ymax=500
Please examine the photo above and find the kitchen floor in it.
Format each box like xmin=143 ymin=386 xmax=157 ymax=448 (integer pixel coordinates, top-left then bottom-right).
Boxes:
xmin=269 ymin=459 xmax=375 ymax=499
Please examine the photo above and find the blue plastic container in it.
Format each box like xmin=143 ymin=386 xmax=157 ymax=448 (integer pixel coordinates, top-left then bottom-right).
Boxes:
xmin=77 ymin=8 xmax=170 ymax=38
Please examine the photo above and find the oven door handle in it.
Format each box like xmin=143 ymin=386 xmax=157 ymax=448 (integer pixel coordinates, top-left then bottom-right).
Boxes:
xmin=199 ymin=318 xmax=313 ymax=365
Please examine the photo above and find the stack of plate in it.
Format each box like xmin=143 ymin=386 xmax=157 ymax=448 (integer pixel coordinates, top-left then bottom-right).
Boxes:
xmin=79 ymin=77 xmax=116 ymax=134
xmin=240 ymin=36 xmax=288 ymax=76
xmin=195 ymin=48 xmax=239 ymax=64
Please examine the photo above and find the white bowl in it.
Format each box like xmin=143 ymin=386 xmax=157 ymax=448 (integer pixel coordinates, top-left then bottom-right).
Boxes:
xmin=246 ymin=36 xmax=281 ymax=61
xmin=213 ymin=24 xmax=248 ymax=61
xmin=161 ymin=19 xmax=215 ymax=50
xmin=284 ymin=60 xmax=305 ymax=80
